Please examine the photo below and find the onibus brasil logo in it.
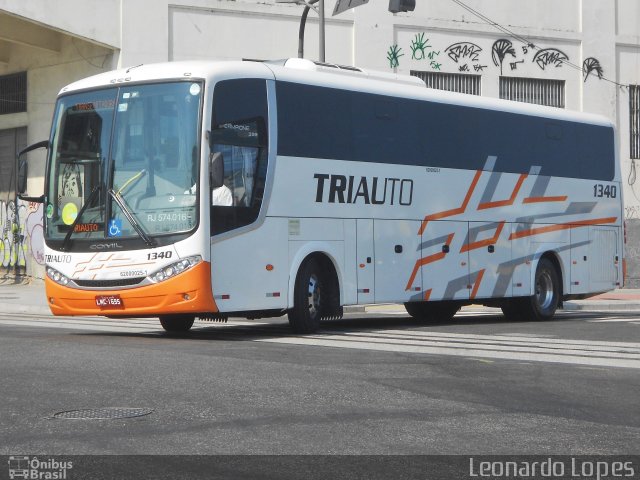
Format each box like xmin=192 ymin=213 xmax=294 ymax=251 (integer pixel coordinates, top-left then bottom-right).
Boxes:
xmin=8 ymin=456 xmax=73 ymax=479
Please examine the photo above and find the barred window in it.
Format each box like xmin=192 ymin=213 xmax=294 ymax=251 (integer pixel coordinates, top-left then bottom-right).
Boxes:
xmin=499 ymin=76 xmax=564 ymax=108
xmin=411 ymin=71 xmax=481 ymax=95
xmin=631 ymin=85 xmax=640 ymax=160
xmin=0 ymin=72 xmax=27 ymax=115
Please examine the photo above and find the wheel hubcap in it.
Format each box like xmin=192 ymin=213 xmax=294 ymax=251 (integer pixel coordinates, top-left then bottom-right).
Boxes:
xmin=307 ymin=274 xmax=321 ymax=318
xmin=535 ymin=270 xmax=554 ymax=310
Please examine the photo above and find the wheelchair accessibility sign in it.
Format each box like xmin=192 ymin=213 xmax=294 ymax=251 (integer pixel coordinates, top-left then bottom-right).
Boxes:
xmin=108 ymin=219 xmax=123 ymax=237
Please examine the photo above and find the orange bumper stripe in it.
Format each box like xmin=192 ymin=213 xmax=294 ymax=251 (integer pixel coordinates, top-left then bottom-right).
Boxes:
xmin=46 ymin=261 xmax=218 ymax=317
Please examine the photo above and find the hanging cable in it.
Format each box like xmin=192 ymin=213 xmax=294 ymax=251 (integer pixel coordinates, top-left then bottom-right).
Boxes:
xmin=450 ymin=0 xmax=628 ymax=89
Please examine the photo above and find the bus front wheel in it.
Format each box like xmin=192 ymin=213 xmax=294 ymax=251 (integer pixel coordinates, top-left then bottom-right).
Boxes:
xmin=288 ymin=258 xmax=326 ymax=334
xmin=159 ymin=314 xmax=195 ymax=333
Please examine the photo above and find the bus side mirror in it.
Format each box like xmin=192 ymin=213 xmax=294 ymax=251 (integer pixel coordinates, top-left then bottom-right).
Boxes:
xmin=17 ymin=160 xmax=28 ymax=194
xmin=17 ymin=140 xmax=49 ymax=203
xmin=210 ymin=151 xmax=224 ymax=189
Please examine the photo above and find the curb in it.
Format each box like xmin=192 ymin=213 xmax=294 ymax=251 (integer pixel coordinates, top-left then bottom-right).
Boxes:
xmin=562 ymin=301 xmax=640 ymax=312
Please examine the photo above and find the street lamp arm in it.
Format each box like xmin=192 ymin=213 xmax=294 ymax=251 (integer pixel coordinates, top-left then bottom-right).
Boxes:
xmin=298 ymin=0 xmax=321 ymax=60
xmin=301 ymin=0 xmax=319 ymax=14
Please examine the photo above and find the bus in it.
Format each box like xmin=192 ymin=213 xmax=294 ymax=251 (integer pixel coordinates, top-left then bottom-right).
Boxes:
xmin=17 ymin=58 xmax=624 ymax=334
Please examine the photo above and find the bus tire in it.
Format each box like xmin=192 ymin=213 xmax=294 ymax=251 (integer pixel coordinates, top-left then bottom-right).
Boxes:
xmin=404 ymin=301 xmax=459 ymax=322
xmin=159 ymin=314 xmax=195 ymax=333
xmin=509 ymin=257 xmax=561 ymax=321
xmin=288 ymin=258 xmax=325 ymax=333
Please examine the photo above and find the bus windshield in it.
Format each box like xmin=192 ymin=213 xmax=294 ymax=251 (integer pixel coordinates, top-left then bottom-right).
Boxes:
xmin=45 ymin=81 xmax=202 ymax=245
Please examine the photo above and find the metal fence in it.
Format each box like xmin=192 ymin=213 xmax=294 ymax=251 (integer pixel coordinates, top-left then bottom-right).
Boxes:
xmin=411 ymin=71 xmax=481 ymax=96
xmin=0 ymin=72 xmax=27 ymax=115
xmin=499 ymin=76 xmax=565 ymax=108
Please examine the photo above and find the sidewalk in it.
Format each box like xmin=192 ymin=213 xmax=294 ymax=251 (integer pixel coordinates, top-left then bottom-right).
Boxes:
xmin=1 ymin=276 xmax=639 ymax=317
xmin=0 ymin=276 xmax=50 ymax=315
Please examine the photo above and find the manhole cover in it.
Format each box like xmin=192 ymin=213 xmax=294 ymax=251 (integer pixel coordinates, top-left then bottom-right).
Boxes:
xmin=53 ymin=407 xmax=154 ymax=420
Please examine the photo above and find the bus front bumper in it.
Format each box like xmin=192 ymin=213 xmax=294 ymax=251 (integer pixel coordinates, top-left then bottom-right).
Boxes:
xmin=45 ymin=261 xmax=219 ymax=317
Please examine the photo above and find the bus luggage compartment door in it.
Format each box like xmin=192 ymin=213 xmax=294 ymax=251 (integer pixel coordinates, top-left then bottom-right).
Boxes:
xmin=418 ymin=220 xmax=470 ymax=301
xmin=356 ymin=219 xmax=375 ymax=304
xmin=374 ymin=219 xmax=422 ymax=304
xmin=589 ymin=226 xmax=619 ymax=292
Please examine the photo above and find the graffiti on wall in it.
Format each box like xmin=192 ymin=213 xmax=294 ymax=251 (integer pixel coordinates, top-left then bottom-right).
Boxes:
xmin=409 ymin=33 xmax=441 ymax=70
xmin=583 ymin=57 xmax=604 ymax=82
xmin=445 ymin=42 xmax=486 ymax=73
xmin=625 ymin=205 xmax=640 ymax=220
xmin=532 ymin=48 xmax=569 ymax=70
xmin=386 ymin=34 xmax=604 ymax=84
xmin=0 ymin=200 xmax=44 ymax=271
xmin=491 ymin=39 xmax=517 ymax=75
xmin=387 ymin=44 xmax=404 ymax=68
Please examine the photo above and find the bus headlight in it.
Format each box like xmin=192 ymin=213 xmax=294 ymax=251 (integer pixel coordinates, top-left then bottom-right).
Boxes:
xmin=149 ymin=255 xmax=202 ymax=283
xmin=46 ymin=266 xmax=70 ymax=286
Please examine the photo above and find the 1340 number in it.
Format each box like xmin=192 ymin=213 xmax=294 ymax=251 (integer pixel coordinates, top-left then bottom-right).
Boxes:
xmin=147 ymin=251 xmax=173 ymax=260
xmin=593 ymin=184 xmax=617 ymax=198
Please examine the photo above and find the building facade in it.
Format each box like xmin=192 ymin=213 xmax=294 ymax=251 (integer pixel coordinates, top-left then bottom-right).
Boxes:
xmin=0 ymin=0 xmax=639 ymax=285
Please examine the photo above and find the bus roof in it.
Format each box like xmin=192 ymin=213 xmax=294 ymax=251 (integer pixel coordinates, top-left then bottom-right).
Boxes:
xmin=58 ymin=59 xmax=614 ymax=129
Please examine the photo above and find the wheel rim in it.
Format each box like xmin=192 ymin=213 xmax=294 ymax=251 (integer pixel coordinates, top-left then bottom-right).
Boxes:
xmin=307 ymin=274 xmax=321 ymax=319
xmin=535 ymin=270 xmax=554 ymax=310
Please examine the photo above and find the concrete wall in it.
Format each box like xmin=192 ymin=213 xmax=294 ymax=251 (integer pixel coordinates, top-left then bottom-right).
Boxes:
xmin=0 ymin=10 xmax=116 ymax=278
xmin=0 ymin=0 xmax=639 ymax=284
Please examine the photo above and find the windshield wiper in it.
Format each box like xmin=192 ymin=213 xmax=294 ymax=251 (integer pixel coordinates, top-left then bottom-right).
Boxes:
xmin=108 ymin=189 xmax=155 ymax=247
xmin=60 ymin=185 xmax=101 ymax=252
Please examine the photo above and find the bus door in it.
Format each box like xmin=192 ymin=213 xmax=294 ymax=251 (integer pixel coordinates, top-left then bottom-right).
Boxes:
xmin=356 ymin=219 xmax=375 ymax=304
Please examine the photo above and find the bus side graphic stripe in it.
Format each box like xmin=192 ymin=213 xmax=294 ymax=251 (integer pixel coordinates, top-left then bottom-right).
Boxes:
xmin=460 ymin=221 xmax=505 ymax=253
xmin=509 ymin=217 xmax=618 ymax=240
xmin=523 ymin=196 xmax=568 ymax=204
xmin=418 ymin=170 xmax=483 ymax=235
xmin=477 ymin=174 xmax=528 ymax=210
xmin=470 ymin=269 xmax=485 ymax=300
xmin=405 ymin=233 xmax=455 ymax=291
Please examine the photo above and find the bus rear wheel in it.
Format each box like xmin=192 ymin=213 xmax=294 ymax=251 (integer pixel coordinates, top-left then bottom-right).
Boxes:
xmin=159 ymin=314 xmax=195 ymax=333
xmin=404 ymin=301 xmax=460 ymax=322
xmin=501 ymin=257 xmax=560 ymax=321
xmin=288 ymin=258 xmax=327 ymax=334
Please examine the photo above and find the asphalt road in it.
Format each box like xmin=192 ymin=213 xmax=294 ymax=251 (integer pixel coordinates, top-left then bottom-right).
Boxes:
xmin=0 ymin=308 xmax=638 ymax=462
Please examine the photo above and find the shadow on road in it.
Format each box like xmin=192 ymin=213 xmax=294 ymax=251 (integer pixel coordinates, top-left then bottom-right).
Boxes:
xmin=73 ymin=309 xmax=627 ymax=342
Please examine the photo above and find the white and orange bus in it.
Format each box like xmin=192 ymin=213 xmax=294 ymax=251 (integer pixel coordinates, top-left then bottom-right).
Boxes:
xmin=18 ymin=58 xmax=624 ymax=333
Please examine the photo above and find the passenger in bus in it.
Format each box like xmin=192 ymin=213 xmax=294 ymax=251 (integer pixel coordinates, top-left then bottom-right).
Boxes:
xmin=211 ymin=183 xmax=233 ymax=206
xmin=184 ymin=182 xmax=232 ymax=206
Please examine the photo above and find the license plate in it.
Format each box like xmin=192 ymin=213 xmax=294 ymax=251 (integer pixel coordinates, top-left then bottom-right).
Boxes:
xmin=95 ymin=295 xmax=124 ymax=309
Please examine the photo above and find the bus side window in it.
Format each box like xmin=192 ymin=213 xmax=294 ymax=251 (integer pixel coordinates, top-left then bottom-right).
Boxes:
xmin=210 ymin=79 xmax=269 ymax=235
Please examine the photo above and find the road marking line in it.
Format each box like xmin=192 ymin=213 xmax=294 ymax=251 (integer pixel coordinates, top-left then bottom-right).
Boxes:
xmin=0 ymin=317 xmax=267 ymax=332
xmin=341 ymin=329 xmax=640 ymax=349
xmin=255 ymin=336 xmax=640 ymax=369
xmin=588 ymin=318 xmax=640 ymax=323
xmin=295 ymin=332 xmax=640 ymax=358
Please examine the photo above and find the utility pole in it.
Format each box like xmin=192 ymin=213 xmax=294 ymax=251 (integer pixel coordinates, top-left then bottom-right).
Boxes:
xmin=318 ymin=0 xmax=325 ymax=62
xmin=279 ymin=0 xmax=414 ymax=62
xmin=279 ymin=0 xmax=371 ymax=62
xmin=278 ymin=0 xmax=323 ymax=61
